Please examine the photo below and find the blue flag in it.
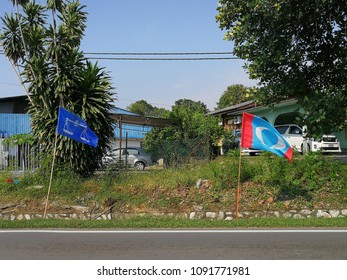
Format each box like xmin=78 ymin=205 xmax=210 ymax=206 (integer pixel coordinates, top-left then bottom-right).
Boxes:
xmin=57 ymin=107 xmax=98 ymax=148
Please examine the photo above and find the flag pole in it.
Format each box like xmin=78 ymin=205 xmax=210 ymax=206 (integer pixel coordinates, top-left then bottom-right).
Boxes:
xmin=235 ymin=145 xmax=242 ymax=219
xmin=43 ymin=130 xmax=58 ymax=218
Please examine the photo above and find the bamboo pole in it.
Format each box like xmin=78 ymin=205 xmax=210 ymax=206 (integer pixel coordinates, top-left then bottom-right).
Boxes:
xmin=43 ymin=131 xmax=58 ymax=218
xmin=235 ymin=147 xmax=242 ymax=219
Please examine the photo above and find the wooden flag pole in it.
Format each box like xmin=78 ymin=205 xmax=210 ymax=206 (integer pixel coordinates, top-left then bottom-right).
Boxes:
xmin=43 ymin=131 xmax=58 ymax=218
xmin=235 ymin=146 xmax=242 ymax=219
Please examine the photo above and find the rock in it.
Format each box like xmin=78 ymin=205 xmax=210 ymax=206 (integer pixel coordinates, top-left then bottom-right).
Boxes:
xmin=293 ymin=214 xmax=303 ymax=219
xmin=206 ymin=212 xmax=217 ymax=219
xmin=196 ymin=179 xmax=211 ymax=189
xmin=189 ymin=212 xmax=197 ymax=219
xmin=283 ymin=212 xmax=292 ymax=218
xmin=300 ymin=209 xmax=312 ymax=216
xmin=329 ymin=210 xmax=340 ymax=218
xmin=317 ymin=210 xmax=331 ymax=218
xmin=193 ymin=205 xmax=203 ymax=212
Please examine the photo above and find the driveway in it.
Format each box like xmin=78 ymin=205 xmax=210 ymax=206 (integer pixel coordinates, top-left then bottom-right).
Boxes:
xmin=331 ymin=152 xmax=347 ymax=164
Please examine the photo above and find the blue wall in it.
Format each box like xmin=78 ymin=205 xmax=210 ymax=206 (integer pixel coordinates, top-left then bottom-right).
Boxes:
xmin=0 ymin=113 xmax=152 ymax=140
xmin=0 ymin=114 xmax=31 ymax=135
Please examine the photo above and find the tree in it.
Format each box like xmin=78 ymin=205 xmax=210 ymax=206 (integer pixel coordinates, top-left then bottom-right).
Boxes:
xmin=143 ymin=99 xmax=224 ymax=167
xmin=216 ymin=84 xmax=254 ymax=109
xmin=216 ymin=0 xmax=347 ymax=135
xmin=126 ymin=99 xmax=169 ymax=117
xmin=0 ymin=0 xmax=115 ymax=176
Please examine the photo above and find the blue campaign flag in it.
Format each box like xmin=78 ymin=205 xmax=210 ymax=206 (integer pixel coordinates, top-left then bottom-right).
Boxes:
xmin=57 ymin=107 xmax=98 ymax=148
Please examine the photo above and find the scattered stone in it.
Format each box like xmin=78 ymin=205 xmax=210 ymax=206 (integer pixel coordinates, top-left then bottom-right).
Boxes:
xmin=193 ymin=205 xmax=203 ymax=212
xmin=317 ymin=210 xmax=331 ymax=218
xmin=300 ymin=209 xmax=312 ymax=216
xmin=329 ymin=210 xmax=340 ymax=218
xmin=189 ymin=212 xmax=197 ymax=219
xmin=196 ymin=179 xmax=211 ymax=189
xmin=206 ymin=212 xmax=217 ymax=219
xmin=293 ymin=214 xmax=303 ymax=219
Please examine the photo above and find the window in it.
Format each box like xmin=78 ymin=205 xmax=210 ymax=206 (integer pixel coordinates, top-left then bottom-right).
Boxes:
xmin=289 ymin=126 xmax=302 ymax=135
xmin=276 ymin=126 xmax=289 ymax=135
xmin=127 ymin=148 xmax=139 ymax=155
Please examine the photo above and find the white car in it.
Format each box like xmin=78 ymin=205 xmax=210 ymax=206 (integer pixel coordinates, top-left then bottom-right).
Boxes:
xmin=275 ymin=124 xmax=341 ymax=153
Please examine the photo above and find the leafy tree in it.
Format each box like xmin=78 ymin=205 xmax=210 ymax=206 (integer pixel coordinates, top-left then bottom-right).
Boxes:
xmin=216 ymin=0 xmax=347 ymax=135
xmin=0 ymin=0 xmax=115 ymax=176
xmin=127 ymin=99 xmax=169 ymax=117
xmin=143 ymin=99 xmax=224 ymax=167
xmin=216 ymin=84 xmax=254 ymax=109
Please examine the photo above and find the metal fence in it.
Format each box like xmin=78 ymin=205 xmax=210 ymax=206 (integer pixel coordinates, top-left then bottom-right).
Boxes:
xmin=0 ymin=134 xmax=40 ymax=172
xmin=147 ymin=135 xmax=217 ymax=168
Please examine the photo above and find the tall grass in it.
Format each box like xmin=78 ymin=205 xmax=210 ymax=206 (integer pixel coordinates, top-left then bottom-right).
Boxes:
xmin=0 ymin=151 xmax=346 ymax=212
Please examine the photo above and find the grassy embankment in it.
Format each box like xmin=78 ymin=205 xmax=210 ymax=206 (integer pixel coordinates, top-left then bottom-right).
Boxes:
xmin=0 ymin=151 xmax=346 ymax=228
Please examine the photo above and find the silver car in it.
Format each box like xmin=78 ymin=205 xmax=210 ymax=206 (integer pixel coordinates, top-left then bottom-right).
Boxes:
xmin=103 ymin=146 xmax=153 ymax=170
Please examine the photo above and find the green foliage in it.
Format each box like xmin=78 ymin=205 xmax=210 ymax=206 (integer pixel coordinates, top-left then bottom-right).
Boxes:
xmin=1 ymin=0 xmax=115 ymax=177
xmin=127 ymin=99 xmax=169 ymax=117
xmin=216 ymin=0 xmax=347 ymax=135
xmin=143 ymin=99 xmax=224 ymax=167
xmin=3 ymin=134 xmax=34 ymax=146
xmin=1 ymin=150 xmax=346 ymax=213
xmin=253 ymin=152 xmax=347 ymax=201
xmin=216 ymin=84 xmax=254 ymax=109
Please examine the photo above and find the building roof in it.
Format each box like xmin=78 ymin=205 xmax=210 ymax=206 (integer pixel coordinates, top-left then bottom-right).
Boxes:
xmin=207 ymin=100 xmax=257 ymax=117
xmin=111 ymin=106 xmax=173 ymax=128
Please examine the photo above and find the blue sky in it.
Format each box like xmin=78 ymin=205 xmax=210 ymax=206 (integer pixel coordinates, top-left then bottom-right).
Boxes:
xmin=0 ymin=0 xmax=257 ymax=110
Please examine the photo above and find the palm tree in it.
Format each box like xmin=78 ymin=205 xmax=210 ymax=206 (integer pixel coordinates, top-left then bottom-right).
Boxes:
xmin=1 ymin=0 xmax=116 ymax=176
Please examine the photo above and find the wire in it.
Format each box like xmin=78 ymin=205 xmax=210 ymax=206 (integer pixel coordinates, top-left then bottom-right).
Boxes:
xmin=1 ymin=50 xmax=239 ymax=60
xmin=85 ymin=56 xmax=238 ymax=61
xmin=84 ymin=51 xmax=234 ymax=56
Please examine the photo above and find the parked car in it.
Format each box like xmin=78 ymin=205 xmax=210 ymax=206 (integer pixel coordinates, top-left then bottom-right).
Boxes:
xmin=275 ymin=124 xmax=341 ymax=153
xmin=102 ymin=146 xmax=153 ymax=170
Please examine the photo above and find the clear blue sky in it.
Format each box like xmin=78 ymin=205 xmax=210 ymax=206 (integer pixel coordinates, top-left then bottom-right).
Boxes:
xmin=0 ymin=0 xmax=257 ymax=110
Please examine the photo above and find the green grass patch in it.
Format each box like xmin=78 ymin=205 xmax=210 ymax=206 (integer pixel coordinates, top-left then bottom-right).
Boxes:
xmin=0 ymin=216 xmax=346 ymax=229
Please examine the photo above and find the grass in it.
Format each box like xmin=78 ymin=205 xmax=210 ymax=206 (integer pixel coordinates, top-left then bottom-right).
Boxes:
xmin=0 ymin=151 xmax=346 ymax=228
xmin=0 ymin=216 xmax=346 ymax=229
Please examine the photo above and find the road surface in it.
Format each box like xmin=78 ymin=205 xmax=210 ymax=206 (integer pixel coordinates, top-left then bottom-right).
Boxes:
xmin=0 ymin=229 xmax=346 ymax=260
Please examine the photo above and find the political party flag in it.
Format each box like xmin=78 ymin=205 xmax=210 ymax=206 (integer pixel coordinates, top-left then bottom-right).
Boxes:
xmin=241 ymin=112 xmax=293 ymax=162
xmin=57 ymin=107 xmax=98 ymax=148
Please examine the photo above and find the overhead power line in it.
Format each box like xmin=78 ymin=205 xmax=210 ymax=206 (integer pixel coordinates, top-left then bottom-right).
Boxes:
xmin=85 ymin=57 xmax=238 ymax=61
xmin=1 ymin=50 xmax=239 ymax=61
xmin=84 ymin=51 xmax=234 ymax=55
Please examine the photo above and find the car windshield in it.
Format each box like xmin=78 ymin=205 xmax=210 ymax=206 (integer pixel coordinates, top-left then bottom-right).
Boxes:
xmin=275 ymin=126 xmax=289 ymax=134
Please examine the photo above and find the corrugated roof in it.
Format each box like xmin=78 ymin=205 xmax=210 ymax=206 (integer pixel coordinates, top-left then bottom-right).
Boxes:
xmin=110 ymin=107 xmax=139 ymax=116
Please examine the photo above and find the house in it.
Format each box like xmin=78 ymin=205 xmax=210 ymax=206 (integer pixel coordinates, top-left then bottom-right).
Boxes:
xmin=208 ymin=99 xmax=347 ymax=151
xmin=0 ymin=95 xmax=172 ymax=143
xmin=0 ymin=95 xmax=173 ymax=170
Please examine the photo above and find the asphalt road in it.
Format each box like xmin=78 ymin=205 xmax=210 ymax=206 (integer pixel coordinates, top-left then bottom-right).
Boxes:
xmin=0 ymin=229 xmax=346 ymax=260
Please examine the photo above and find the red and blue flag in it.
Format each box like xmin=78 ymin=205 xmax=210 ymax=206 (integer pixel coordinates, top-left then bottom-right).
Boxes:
xmin=241 ymin=112 xmax=293 ymax=162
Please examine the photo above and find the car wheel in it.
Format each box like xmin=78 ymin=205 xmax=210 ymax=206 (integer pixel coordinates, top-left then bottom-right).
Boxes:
xmin=134 ymin=161 xmax=145 ymax=170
